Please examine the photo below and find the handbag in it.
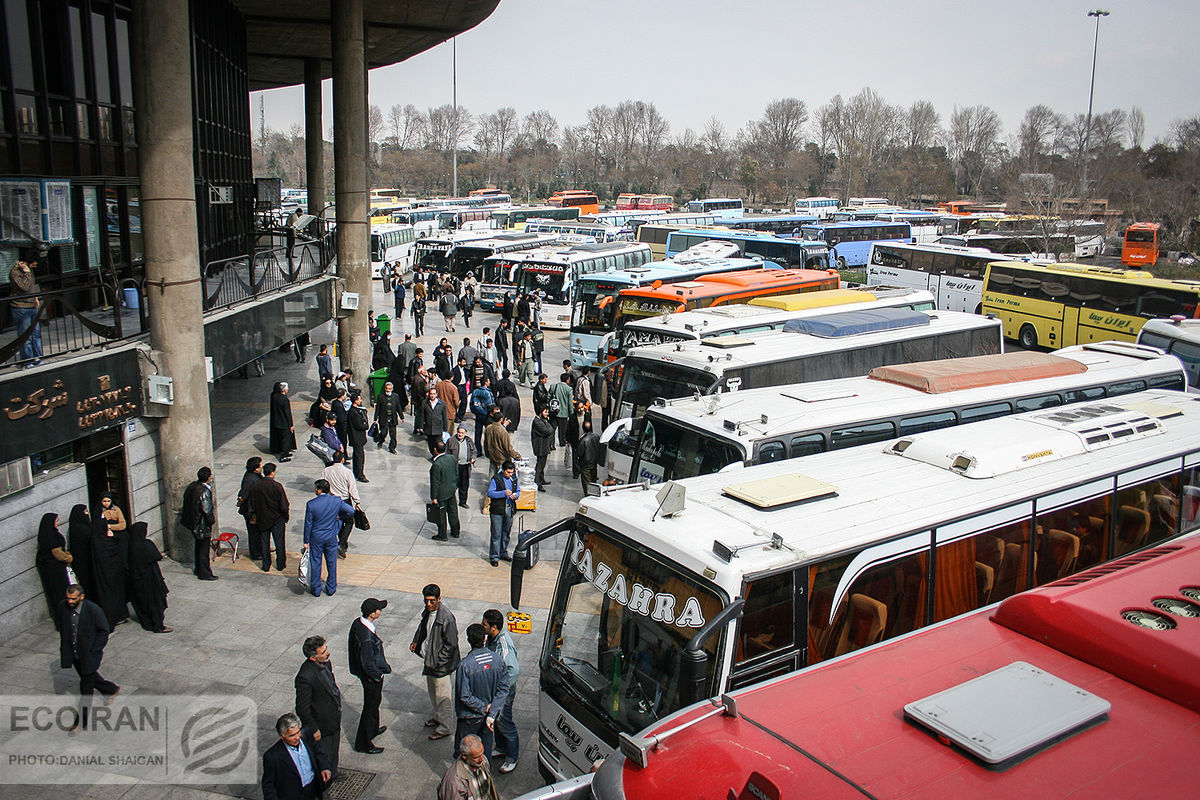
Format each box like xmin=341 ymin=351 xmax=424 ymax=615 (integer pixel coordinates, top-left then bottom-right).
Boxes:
xmin=353 ymin=507 xmax=371 ymax=531
xmin=426 ymin=502 xmax=440 ymax=524
xmin=306 ymin=433 xmax=335 ymax=465
xmin=368 ymin=421 xmax=380 ymax=441
xmin=298 ymin=545 xmax=310 ymax=588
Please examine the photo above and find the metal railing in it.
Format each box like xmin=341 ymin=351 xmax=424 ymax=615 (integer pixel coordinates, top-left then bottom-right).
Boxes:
xmin=201 ymin=226 xmax=335 ymax=311
xmin=0 ymin=282 xmax=147 ymax=368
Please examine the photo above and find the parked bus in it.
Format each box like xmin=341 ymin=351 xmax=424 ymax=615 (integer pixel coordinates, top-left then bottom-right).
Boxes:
xmin=579 ymin=210 xmax=666 ymax=229
xmin=936 ymin=232 xmax=1074 ymax=259
xmin=368 ymin=202 xmax=410 ymax=226
xmin=514 ymin=387 xmax=1198 ymax=779
xmin=634 ymin=194 xmax=673 ymax=211
xmin=388 ymin=206 xmax=444 ymax=236
xmin=611 ymin=269 xmax=839 ymax=333
xmin=871 ymin=210 xmax=946 ymax=243
xmin=576 ymin=532 xmax=1200 ymax=799
xmin=615 ymin=193 xmax=640 ymax=210
xmin=1122 ymin=221 xmax=1162 ymax=267
xmin=973 ymin=215 xmax=1104 ymax=259
xmin=611 ymin=308 xmax=1003 ymax=422
xmin=491 ymin=206 xmax=581 ymax=230
xmin=793 ymin=196 xmax=839 ymax=218
xmin=523 ymin=220 xmax=629 ymax=243
xmin=686 ymin=197 xmax=744 ymax=219
xmin=502 ymin=242 xmax=653 ymax=329
xmin=568 ymin=243 xmax=765 ymax=367
xmin=413 ymin=230 xmax=498 ymax=272
xmin=801 ymin=220 xmax=913 ymax=269
xmin=467 ymin=187 xmax=507 ymax=199
xmin=937 ymin=212 xmax=1001 ymax=236
xmin=1137 ymin=316 xmax=1200 ymax=388
xmin=1060 ymin=219 xmax=1107 ymax=258
xmin=413 ymin=194 xmax=511 ymax=208
xmin=547 ymin=190 xmax=600 ymax=216
xmin=369 ymin=223 xmax=416 ymax=279
xmin=867 ymin=241 xmax=1030 ymax=313
xmin=437 ymin=207 xmax=498 ymax=232
xmin=622 ymin=343 xmax=1185 ymax=485
xmin=718 ymin=214 xmax=819 ymax=236
xmin=446 ymin=232 xmax=561 ymax=282
xmin=665 ymin=228 xmax=830 ymax=269
xmin=846 ymin=195 xmax=890 ymax=206
xmin=981 ymin=261 xmax=1200 ymax=350
xmin=633 ymin=214 xmax=721 ymax=258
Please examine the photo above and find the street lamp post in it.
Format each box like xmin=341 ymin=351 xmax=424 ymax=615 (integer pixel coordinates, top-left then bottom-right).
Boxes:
xmin=1080 ymin=9 xmax=1109 ymax=202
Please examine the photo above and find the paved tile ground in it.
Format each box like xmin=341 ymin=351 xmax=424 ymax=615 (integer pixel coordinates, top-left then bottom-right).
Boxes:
xmin=1 ymin=281 xmax=592 ymax=799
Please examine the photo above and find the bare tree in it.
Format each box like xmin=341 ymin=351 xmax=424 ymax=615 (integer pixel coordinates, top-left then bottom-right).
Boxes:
xmin=522 ymin=109 xmax=559 ymax=150
xmin=947 ymin=104 xmax=1003 ymax=197
xmin=1126 ymin=106 xmax=1146 ymax=150
xmin=756 ymin=98 xmax=808 ymax=169
xmin=1016 ymin=104 xmax=1062 ymax=171
xmin=902 ymin=100 xmax=940 ymax=150
xmin=368 ymin=104 xmax=385 ymax=148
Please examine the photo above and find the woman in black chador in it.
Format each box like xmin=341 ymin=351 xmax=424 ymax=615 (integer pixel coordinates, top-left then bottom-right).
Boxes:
xmin=67 ymin=504 xmax=95 ymax=597
xmin=89 ymin=514 xmax=129 ymax=627
xmin=34 ymin=512 xmax=72 ymax=626
xmin=126 ymin=522 xmax=171 ymax=633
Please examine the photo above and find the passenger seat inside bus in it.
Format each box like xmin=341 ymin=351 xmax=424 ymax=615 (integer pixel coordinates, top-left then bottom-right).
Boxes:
xmin=833 ymin=594 xmax=887 ymax=657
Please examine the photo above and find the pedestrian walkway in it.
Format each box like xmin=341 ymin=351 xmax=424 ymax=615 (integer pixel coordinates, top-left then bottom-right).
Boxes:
xmin=3 ymin=280 xmax=591 ymax=800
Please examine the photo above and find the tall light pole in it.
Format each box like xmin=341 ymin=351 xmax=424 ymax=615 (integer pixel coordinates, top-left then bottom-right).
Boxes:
xmin=451 ymin=36 xmax=458 ymax=197
xmin=1080 ymin=9 xmax=1109 ymax=202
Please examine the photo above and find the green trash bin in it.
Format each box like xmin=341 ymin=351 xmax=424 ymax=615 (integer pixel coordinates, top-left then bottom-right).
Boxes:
xmin=376 ymin=313 xmax=391 ymax=335
xmin=369 ymin=367 xmax=389 ymax=404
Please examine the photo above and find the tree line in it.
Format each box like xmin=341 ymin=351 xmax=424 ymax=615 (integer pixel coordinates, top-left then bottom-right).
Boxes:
xmin=252 ymin=88 xmax=1200 ymax=250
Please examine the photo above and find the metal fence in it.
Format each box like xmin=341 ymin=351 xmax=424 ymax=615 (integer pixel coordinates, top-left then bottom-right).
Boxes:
xmin=0 ymin=282 xmax=146 ymax=368
xmin=201 ymin=226 xmax=335 ymax=311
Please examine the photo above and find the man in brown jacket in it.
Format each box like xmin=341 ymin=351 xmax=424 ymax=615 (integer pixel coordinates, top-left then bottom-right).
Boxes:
xmin=483 ymin=410 xmax=520 ymax=475
xmin=435 ymin=375 xmax=460 ymax=435
xmin=9 ymin=252 xmax=42 ymax=364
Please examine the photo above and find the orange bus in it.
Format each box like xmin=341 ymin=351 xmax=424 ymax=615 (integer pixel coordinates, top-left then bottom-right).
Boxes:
xmin=612 ymin=267 xmax=840 ymax=327
xmin=547 ymin=190 xmax=599 ymax=216
xmin=1122 ymin=221 xmax=1161 ymax=267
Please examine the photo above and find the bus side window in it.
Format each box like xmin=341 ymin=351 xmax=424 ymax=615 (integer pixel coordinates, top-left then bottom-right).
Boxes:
xmin=831 ymin=421 xmax=895 ymax=450
xmin=1065 ymin=386 xmax=1106 ymax=403
xmin=1014 ymin=394 xmax=1062 ymax=412
xmin=1106 ymin=379 xmax=1146 ymax=397
xmin=757 ymin=441 xmax=787 ymax=463
xmin=737 ymin=571 xmax=796 ymax=662
xmin=790 ymin=433 xmax=825 ymax=457
xmin=960 ymin=402 xmax=1011 ymax=423
xmin=899 ymin=411 xmax=955 ymax=436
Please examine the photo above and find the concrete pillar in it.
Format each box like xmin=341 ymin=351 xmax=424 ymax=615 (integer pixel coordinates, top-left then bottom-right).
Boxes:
xmin=331 ymin=0 xmax=369 ymax=379
xmin=131 ymin=0 xmax=214 ymax=562
xmin=304 ymin=58 xmax=325 ymax=219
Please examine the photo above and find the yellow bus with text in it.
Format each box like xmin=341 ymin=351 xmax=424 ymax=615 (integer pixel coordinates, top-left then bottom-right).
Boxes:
xmin=981 ymin=261 xmax=1200 ymax=349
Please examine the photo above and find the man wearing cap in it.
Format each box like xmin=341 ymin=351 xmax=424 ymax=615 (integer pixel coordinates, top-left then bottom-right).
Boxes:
xmin=348 ymin=598 xmax=391 ymax=755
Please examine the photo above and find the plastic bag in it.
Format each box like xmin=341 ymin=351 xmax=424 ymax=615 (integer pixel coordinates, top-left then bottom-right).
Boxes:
xmin=298 ymin=545 xmax=310 ymax=588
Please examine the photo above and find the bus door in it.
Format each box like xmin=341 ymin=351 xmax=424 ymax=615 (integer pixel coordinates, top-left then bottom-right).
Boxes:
xmin=1058 ymin=303 xmax=1079 ymax=348
xmin=728 ymin=569 xmax=806 ymax=690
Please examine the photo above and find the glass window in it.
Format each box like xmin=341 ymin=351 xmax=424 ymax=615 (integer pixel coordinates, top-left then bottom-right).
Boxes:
xmin=90 ymin=11 xmax=111 ymax=103
xmin=1035 ymin=495 xmax=1112 ymax=585
xmin=1117 ymin=473 xmax=1181 ymax=555
xmin=1106 ymin=379 xmax=1146 ymax=397
xmin=831 ymin=421 xmax=895 ymax=450
xmin=14 ymin=94 xmax=38 ymax=134
xmin=1065 ymin=386 xmax=1106 ymax=404
xmin=69 ymin=6 xmax=87 ymax=98
xmin=790 ymin=433 xmax=824 ymax=457
xmin=82 ymin=186 xmax=102 ymax=270
xmin=6 ymin=0 xmax=34 ymax=90
xmin=757 ymin=441 xmax=786 ymax=464
xmin=1014 ymin=394 xmax=1061 ymax=412
xmin=899 ymin=411 xmax=956 ymax=436
xmin=738 ymin=571 xmax=795 ymax=662
xmin=961 ymin=402 xmax=1011 ymax=423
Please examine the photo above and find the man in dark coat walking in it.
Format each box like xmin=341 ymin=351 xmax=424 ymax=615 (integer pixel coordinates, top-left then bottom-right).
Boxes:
xmin=423 ymin=385 xmax=449 ymax=457
xmin=531 ymin=406 xmax=555 ymax=489
xmin=295 ymin=635 xmax=343 ymax=779
xmin=243 ymin=462 xmax=290 ymax=572
xmin=429 ymin=439 xmax=460 ymax=541
xmin=347 ymin=393 xmax=370 ymax=482
xmin=261 ymin=712 xmax=330 ymax=800
xmin=373 ymin=381 xmax=403 ymax=454
xmin=58 ymin=585 xmax=119 ymax=727
xmin=270 ymin=381 xmax=296 ymax=462
xmin=348 ymin=598 xmax=391 ymax=755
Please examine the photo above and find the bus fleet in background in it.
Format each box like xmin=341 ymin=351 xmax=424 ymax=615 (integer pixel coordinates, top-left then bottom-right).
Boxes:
xmin=303 ymin=187 xmax=1200 ymax=796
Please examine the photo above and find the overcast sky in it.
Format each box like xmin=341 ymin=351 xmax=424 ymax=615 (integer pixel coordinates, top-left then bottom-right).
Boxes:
xmin=254 ymin=0 xmax=1199 ymax=146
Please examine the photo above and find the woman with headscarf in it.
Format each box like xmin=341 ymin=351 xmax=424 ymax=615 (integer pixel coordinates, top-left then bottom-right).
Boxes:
xmin=89 ymin=515 xmax=129 ymax=627
xmin=372 ymin=330 xmax=394 ymax=371
xmin=98 ymin=493 xmax=126 ymax=532
xmin=67 ymin=504 xmax=95 ymax=597
xmin=318 ymin=376 xmax=339 ymax=402
xmin=269 ymin=382 xmax=296 ymax=462
xmin=35 ymin=512 xmax=72 ymax=626
xmin=126 ymin=522 xmax=171 ymax=633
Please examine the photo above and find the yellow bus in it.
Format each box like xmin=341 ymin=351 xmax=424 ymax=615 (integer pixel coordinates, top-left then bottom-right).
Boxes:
xmin=981 ymin=261 xmax=1200 ymax=349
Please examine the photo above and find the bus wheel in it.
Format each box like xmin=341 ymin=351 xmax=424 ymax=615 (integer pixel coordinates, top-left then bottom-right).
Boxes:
xmin=1018 ymin=324 xmax=1038 ymax=350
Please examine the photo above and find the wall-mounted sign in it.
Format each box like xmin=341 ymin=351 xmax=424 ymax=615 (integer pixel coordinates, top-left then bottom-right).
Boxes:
xmin=0 ymin=179 xmax=73 ymax=245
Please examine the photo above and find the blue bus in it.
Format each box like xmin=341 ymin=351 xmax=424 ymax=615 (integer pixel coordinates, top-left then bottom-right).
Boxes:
xmin=568 ymin=246 xmax=776 ymax=367
xmin=664 ymin=228 xmax=830 ymax=269
xmin=800 ymin=220 xmax=913 ymax=269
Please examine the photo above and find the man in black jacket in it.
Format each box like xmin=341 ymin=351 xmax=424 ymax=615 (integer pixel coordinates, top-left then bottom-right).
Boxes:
xmin=347 ymin=393 xmax=370 ymax=483
xmin=58 ymin=585 xmax=119 ymax=727
xmin=295 ymin=635 xmax=343 ymax=779
xmin=243 ymin=463 xmax=290 ymax=572
xmin=347 ymin=598 xmax=391 ymax=754
xmin=373 ymin=381 xmax=403 ymax=454
xmin=262 ymin=712 xmax=330 ymax=800
xmin=410 ymin=583 xmax=460 ymax=740
xmin=577 ymin=419 xmax=602 ymax=493
xmin=237 ymin=457 xmax=263 ymax=560
xmin=180 ymin=466 xmax=217 ymax=581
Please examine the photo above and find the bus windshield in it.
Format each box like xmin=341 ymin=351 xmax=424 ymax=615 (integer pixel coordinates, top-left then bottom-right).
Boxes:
xmin=619 ymin=361 xmax=715 ymax=418
xmin=518 ymin=265 xmax=568 ymax=305
xmin=544 ymin=524 xmax=724 ymax=736
xmin=616 ymin=296 xmax=684 ymax=323
xmin=634 ymin=417 xmax=741 ymax=483
xmin=1127 ymin=229 xmax=1155 ymax=243
xmin=573 ymin=280 xmax=629 ymax=334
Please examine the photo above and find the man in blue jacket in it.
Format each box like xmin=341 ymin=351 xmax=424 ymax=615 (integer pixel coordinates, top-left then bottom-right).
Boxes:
xmin=303 ymin=479 xmax=354 ymax=597
xmin=453 ymin=623 xmax=510 ymax=766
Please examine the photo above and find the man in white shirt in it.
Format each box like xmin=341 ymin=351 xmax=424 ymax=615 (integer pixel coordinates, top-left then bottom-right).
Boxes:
xmin=320 ymin=452 xmax=359 ymax=558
